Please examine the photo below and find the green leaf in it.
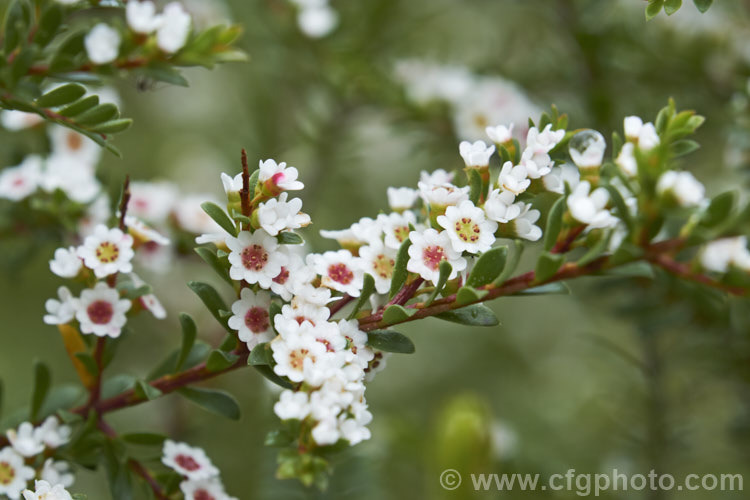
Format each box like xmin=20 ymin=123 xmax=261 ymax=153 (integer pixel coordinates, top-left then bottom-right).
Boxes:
xmin=603 ymin=261 xmax=655 ymax=279
xmin=34 ymin=2 xmax=63 ymax=47
xmin=74 ymin=352 xmax=99 ymax=377
xmin=646 ymin=0 xmax=664 ymax=20
xmin=92 ymin=119 xmax=133 ymax=134
xmin=30 ymin=361 xmax=50 ymax=421
xmin=142 ymin=63 xmax=189 ymax=87
xmin=467 ymin=168 xmax=483 ymax=205
xmin=604 ymin=184 xmax=634 ymax=232
xmin=348 ymin=274 xmax=376 ymax=319
xmin=670 ymin=139 xmax=700 ymax=157
xmin=206 ymin=350 xmax=239 ymax=372
xmin=278 ymin=232 xmax=303 ymax=245
xmin=194 ymin=247 xmax=232 ymax=286
xmin=200 ymin=202 xmax=238 ymax=236
xmin=455 ymin=286 xmax=489 ymax=305
xmin=513 ymin=282 xmax=570 ymax=295
xmin=58 ymin=95 xmax=99 ymax=117
xmin=366 ymin=330 xmax=415 ymax=354
xmin=693 ymin=0 xmax=713 ymax=12
xmin=253 ymin=365 xmax=294 ymax=389
xmin=425 ymin=261 xmax=452 ymax=306
xmin=535 ymin=252 xmax=564 ymax=283
xmin=544 ymin=196 xmax=566 ymax=251
xmin=74 ymin=103 xmax=119 ymax=126
xmin=177 ymin=387 xmax=241 ymax=420
xmin=382 ymin=304 xmax=416 ymax=325
xmin=121 ymin=433 xmax=167 ymax=446
xmin=577 ymin=231 xmax=612 ymax=267
xmin=435 ymin=304 xmax=499 ymax=326
xmin=701 ymin=191 xmax=736 ymax=229
xmin=495 ymin=240 xmax=524 ymax=285
xmin=664 ymin=0 xmax=682 ymax=15
xmin=467 ymin=246 xmax=508 ymax=288
xmin=134 ymin=380 xmax=162 ymax=401
xmin=389 ymin=238 xmax=413 ymax=299
xmin=35 ymin=83 xmax=86 ymax=108
xmin=187 ymin=281 xmax=231 ymax=332
xmin=248 ymin=342 xmax=272 ymax=366
xmin=3 ymin=0 xmax=31 ymax=53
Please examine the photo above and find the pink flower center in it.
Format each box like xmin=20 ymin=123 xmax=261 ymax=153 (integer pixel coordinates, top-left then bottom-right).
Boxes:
xmin=422 ymin=245 xmax=446 ymax=271
xmin=273 ymin=267 xmax=290 ymax=285
xmin=327 ymin=263 xmax=353 ymax=285
xmin=0 ymin=461 xmax=15 ymax=485
xmin=454 ymin=217 xmax=480 ymax=243
xmin=271 ymin=172 xmax=286 ymax=186
xmin=372 ymin=254 xmax=394 ymax=279
xmin=241 ymin=244 xmax=268 ymax=271
xmin=244 ymin=307 xmax=269 ymax=333
xmin=87 ymin=300 xmax=114 ymax=325
xmin=95 ymin=241 xmax=120 ymax=264
xmin=175 ymin=454 xmax=201 ymax=472
xmin=12 ymin=177 xmax=25 ymax=187
xmin=194 ymin=490 xmax=215 ymax=500
xmin=289 ymin=349 xmax=310 ymax=370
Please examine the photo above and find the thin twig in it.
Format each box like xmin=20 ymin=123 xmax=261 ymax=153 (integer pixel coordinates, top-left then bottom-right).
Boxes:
xmin=118 ymin=176 xmax=131 ymax=232
xmin=240 ymin=149 xmax=251 ymax=217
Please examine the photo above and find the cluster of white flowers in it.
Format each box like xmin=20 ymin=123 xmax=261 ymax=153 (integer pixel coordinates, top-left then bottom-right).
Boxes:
xmin=85 ymin=1 xmax=192 ymax=64
xmin=161 ymin=440 xmax=236 ymax=500
xmin=1 ymin=418 xmax=73 ymax=500
xmin=700 ymin=236 xmax=750 ymax=273
xmin=288 ymin=0 xmax=339 ymax=38
xmin=393 ymin=60 xmax=540 ymax=141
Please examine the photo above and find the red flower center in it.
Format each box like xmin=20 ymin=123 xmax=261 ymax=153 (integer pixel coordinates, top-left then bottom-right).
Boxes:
xmin=95 ymin=241 xmax=120 ymax=264
xmin=175 ymin=454 xmax=201 ymax=472
xmin=273 ymin=266 xmax=290 ymax=285
xmin=194 ymin=490 xmax=215 ymax=500
xmin=87 ymin=300 xmax=114 ymax=325
xmin=422 ymin=245 xmax=446 ymax=270
xmin=244 ymin=307 xmax=270 ymax=333
xmin=327 ymin=263 xmax=353 ymax=284
xmin=241 ymin=244 xmax=268 ymax=271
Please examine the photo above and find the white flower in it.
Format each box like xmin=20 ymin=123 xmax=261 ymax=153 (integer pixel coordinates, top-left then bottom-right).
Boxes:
xmin=84 ymin=24 xmax=121 ymax=64
xmin=700 ymin=236 xmax=750 ymax=273
xmin=338 ymin=319 xmax=374 ymax=368
xmin=418 ymin=182 xmax=469 ymax=208
xmin=378 ymin=211 xmax=416 ymax=250
xmin=274 ymin=390 xmax=311 ymax=420
xmin=568 ymin=130 xmax=606 ymax=169
xmin=49 ymin=247 xmax=82 ymax=278
xmin=128 ymin=181 xmax=178 ymax=223
xmin=77 ymin=225 xmax=135 ymax=278
xmin=180 ymin=478 xmax=237 ymax=500
xmin=271 ymin=331 xmax=329 ymax=384
xmin=1 ymin=110 xmax=42 ymax=130
xmin=350 ymin=217 xmax=384 ymax=245
xmin=616 ymin=142 xmax=638 ymax=177
xmin=518 ymin=149 xmax=552 ymax=179
xmin=228 ymin=288 xmax=274 ymax=350
xmin=36 ymin=418 xmax=71 ymax=449
xmin=48 ymin=125 xmax=101 ymax=167
xmin=22 ymin=480 xmax=72 ymax=500
xmin=623 ymin=116 xmax=643 ymax=141
xmin=541 ymin=164 xmax=580 ymax=194
xmin=0 ymin=447 xmax=35 ymax=500
xmin=40 ymin=460 xmax=74 ymax=489
xmin=162 ymin=440 xmax=219 ymax=481
xmin=7 ymin=423 xmax=44 ymax=457
xmin=0 ymin=155 xmax=42 ymax=201
xmin=157 ymin=2 xmax=192 ymax=53
xmin=130 ymin=274 xmax=167 ymax=320
xmin=311 ymin=418 xmax=340 ymax=445
xmin=309 ymin=250 xmax=364 ymax=297
xmin=511 ymin=203 xmax=543 ymax=241
xmin=656 ymin=171 xmax=705 ymax=207
xmin=358 ymin=241 xmax=397 ymax=294
xmin=497 ymin=161 xmax=530 ymax=195
xmin=567 ymin=181 xmax=618 ymax=229
xmin=258 ymin=159 xmax=304 ymax=193
xmin=420 ymin=169 xmax=454 ymax=186
xmin=437 ymin=200 xmax=498 ymax=254
xmin=288 ymin=266 xmax=333 ymax=307
xmin=525 ymin=124 xmax=565 ymax=159
xmin=44 ymin=287 xmax=76 ymax=326
xmin=483 ymin=189 xmax=521 ymax=223
xmin=297 ymin=5 xmax=338 ymax=38
xmin=42 ymin=155 xmax=101 ymax=204
xmin=459 ymin=140 xmax=495 ymax=167
xmin=226 ymin=230 xmax=287 ymax=288
xmin=269 ymin=253 xmax=304 ymax=301
xmin=638 ymin=122 xmax=660 ymax=151
xmin=124 ymin=216 xmax=170 ymax=246
xmin=486 ymin=124 xmax=514 ymax=144
xmin=78 ymin=194 xmax=111 ymax=238
xmin=73 ymin=283 xmax=131 ymax=338
xmin=257 ymin=192 xmax=311 ymax=236
xmin=220 ymin=172 xmax=243 ymax=195
xmin=386 ymin=187 xmax=419 ymax=211
xmin=174 ymin=195 xmax=223 ymax=234
xmin=127 ymin=0 xmax=163 ymax=34
xmin=274 ymin=301 xmax=330 ymax=335
xmin=407 ymin=229 xmax=467 ymax=284
xmin=394 ymin=60 xmax=473 ymax=106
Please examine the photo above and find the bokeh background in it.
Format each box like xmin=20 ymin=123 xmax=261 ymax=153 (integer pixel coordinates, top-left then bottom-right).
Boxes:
xmin=2 ymin=0 xmax=750 ymax=498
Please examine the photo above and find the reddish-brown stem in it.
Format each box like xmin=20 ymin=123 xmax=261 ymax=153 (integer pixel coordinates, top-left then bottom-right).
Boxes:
xmin=648 ymin=253 xmax=747 ymax=295
xmin=27 ymin=57 xmax=150 ymax=77
xmin=552 ymin=225 xmax=585 ymax=254
xmin=240 ymin=149 xmax=251 ymax=217
xmin=118 ymin=176 xmax=131 ymax=232
xmin=328 ymin=295 xmax=353 ymax=316
xmin=86 ymin=338 xmax=107 ymax=409
xmin=388 ymin=277 xmax=425 ymax=306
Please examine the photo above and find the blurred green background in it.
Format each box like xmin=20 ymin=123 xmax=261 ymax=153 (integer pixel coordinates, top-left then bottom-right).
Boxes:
xmin=3 ymin=0 xmax=750 ymax=498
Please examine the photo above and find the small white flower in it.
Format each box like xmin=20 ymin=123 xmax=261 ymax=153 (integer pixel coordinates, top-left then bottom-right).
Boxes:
xmin=42 ymin=155 xmax=101 ymax=204
xmin=174 ymin=195 xmax=224 ymax=235
xmin=378 ymin=211 xmax=416 ymax=250
xmin=541 ymin=164 xmax=580 ymax=194
xmin=84 ymin=24 xmax=121 ymax=64
xmin=309 ymin=250 xmax=364 ymax=297
xmin=350 ymin=217 xmax=384 ymax=245
xmin=386 ymin=187 xmax=419 ymax=211
xmin=338 ymin=319 xmax=374 ymax=369
xmin=73 ymin=283 xmax=131 ymax=338
xmin=407 ymin=228 xmax=467 ymax=284
xmin=0 ymin=447 xmax=35 ymax=499
xmin=700 ymin=236 xmax=750 ymax=273
xmin=127 ymin=0 xmax=163 ymax=34
xmin=0 ymin=155 xmax=42 ymax=201
xmin=271 ymin=332 xmax=329 ymax=383
xmin=569 ymin=131 xmax=606 ymax=169
xmin=270 ymin=253 xmax=304 ymax=301
xmin=125 ymin=216 xmax=170 ymax=246
xmin=157 ymin=2 xmax=192 ymax=53
xmin=162 ymin=440 xmax=219 ymax=481
xmin=48 ymin=125 xmax=101 ymax=167
xmin=128 ymin=181 xmax=178 ymax=223
xmin=227 ymin=288 xmax=274 ymax=350
xmin=180 ymin=478 xmax=237 ymax=500
xmin=22 ymin=480 xmax=72 ymax=500
xmin=511 ymin=203 xmax=543 ymax=241
xmin=258 ymin=159 xmax=304 ymax=193
xmin=616 ymin=142 xmax=638 ymax=177
xmin=437 ymin=200 xmax=498 ymax=254
xmin=274 ymin=301 xmax=330 ymax=335
xmin=497 ymin=161 xmax=530 ymax=195
xmin=257 ymin=192 xmax=311 ymax=236
xmin=656 ymin=171 xmax=705 ymax=207
xmin=1 ymin=110 xmax=43 ymax=131
xmin=274 ymin=390 xmax=311 ymax=420
xmin=49 ymin=247 xmax=82 ymax=278
xmin=78 ymin=194 xmax=111 ymax=238
xmin=40 ymin=459 xmax=74 ymax=489
xmin=567 ymin=181 xmax=618 ymax=229
xmin=525 ymin=124 xmax=565 ymax=158
xmin=77 ymin=225 xmax=135 ymax=278
xmin=226 ymin=230 xmax=287 ymax=288
xmin=420 ymin=169 xmax=454 ymax=186
xmin=358 ymin=241 xmax=397 ymax=294
xmin=36 ymin=417 xmax=71 ymax=449
xmin=486 ymin=124 xmax=514 ymax=144
xmin=44 ymin=287 xmax=76 ymax=326
xmin=483 ymin=189 xmax=521 ymax=223
xmin=459 ymin=140 xmax=495 ymax=167
xmin=623 ymin=116 xmax=643 ymax=141
xmin=418 ymin=182 xmax=469 ymax=208
xmin=220 ymin=172 xmax=243 ymax=195
xmin=7 ymin=423 xmax=44 ymax=457
xmin=638 ymin=122 xmax=660 ymax=151
xmin=518 ymin=149 xmax=552 ymax=179
xmin=288 ymin=266 xmax=333 ymax=307
xmin=311 ymin=418 xmax=340 ymax=445
xmin=297 ymin=5 xmax=338 ymax=38
xmin=130 ymin=274 xmax=167 ymax=320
